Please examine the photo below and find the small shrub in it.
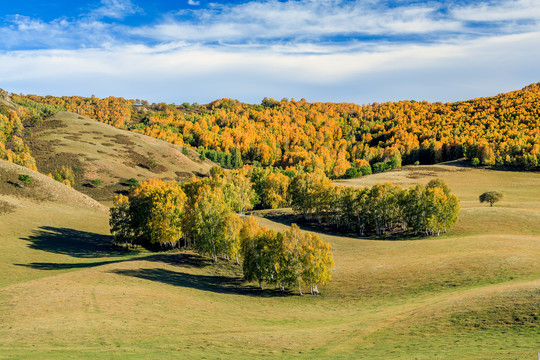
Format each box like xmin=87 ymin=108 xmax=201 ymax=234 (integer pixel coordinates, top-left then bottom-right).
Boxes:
xmin=414 ymin=161 xmax=420 ymax=166
xmin=471 ymin=157 xmax=480 ymax=166
xmin=147 ymin=158 xmax=158 ymax=169
xmin=359 ymin=164 xmax=372 ymax=176
xmin=18 ymin=174 xmax=32 ymax=185
xmin=372 ymin=162 xmax=389 ymax=174
xmin=53 ymin=166 xmax=75 ymax=187
xmin=91 ymin=179 xmax=102 ymax=187
xmin=125 ymin=178 xmax=139 ymax=188
xmin=343 ymin=167 xmax=359 ymax=179
xmin=182 ymin=147 xmax=190 ymax=156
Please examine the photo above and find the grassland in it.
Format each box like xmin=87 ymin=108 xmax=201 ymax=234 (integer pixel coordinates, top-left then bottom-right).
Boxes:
xmin=1 ymin=160 xmax=539 ymax=359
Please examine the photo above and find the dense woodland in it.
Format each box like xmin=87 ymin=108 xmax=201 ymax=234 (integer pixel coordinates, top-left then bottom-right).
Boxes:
xmin=10 ymin=82 xmax=540 ymax=176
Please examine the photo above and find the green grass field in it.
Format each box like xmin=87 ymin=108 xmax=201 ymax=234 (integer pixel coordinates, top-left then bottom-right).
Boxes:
xmin=1 ymin=160 xmax=539 ymax=359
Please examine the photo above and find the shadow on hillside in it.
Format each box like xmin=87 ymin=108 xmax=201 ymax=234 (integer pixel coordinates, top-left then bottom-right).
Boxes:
xmin=15 ymin=259 xmax=124 ymax=270
xmin=111 ymin=268 xmax=286 ymax=297
xmin=16 ymin=251 xmax=214 ymax=272
xmin=437 ymin=159 xmax=471 ymax=168
xmin=22 ymin=226 xmax=129 ymax=258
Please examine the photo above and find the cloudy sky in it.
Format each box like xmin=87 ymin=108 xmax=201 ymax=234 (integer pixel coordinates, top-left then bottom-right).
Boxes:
xmin=1 ymin=0 xmax=539 ymax=104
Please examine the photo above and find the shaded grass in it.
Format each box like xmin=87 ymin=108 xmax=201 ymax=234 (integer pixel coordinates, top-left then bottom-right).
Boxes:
xmin=111 ymin=267 xmax=285 ymax=297
xmin=22 ymin=226 xmax=126 ymax=258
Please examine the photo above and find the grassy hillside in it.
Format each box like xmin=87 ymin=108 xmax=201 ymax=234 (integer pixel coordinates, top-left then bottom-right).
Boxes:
xmin=22 ymin=111 xmax=214 ymax=205
xmin=1 ymin=161 xmax=539 ymax=359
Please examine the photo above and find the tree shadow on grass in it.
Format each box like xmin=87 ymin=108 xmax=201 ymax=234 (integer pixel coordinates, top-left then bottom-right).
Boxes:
xmin=111 ymin=268 xmax=287 ymax=297
xmin=14 ymin=259 xmax=124 ymax=270
xmin=260 ymin=213 xmax=422 ymax=241
xmin=16 ymin=251 xmax=214 ymax=272
xmin=22 ymin=226 xmax=130 ymax=258
xmin=142 ymin=252 xmax=212 ymax=269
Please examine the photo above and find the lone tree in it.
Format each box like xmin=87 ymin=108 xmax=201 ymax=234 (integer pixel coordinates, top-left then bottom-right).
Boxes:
xmin=479 ymin=191 xmax=504 ymax=207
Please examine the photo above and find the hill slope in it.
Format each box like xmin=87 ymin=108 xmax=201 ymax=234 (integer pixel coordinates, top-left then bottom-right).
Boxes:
xmin=23 ymin=111 xmax=214 ymax=204
xmin=0 ymin=159 xmax=112 ymax=288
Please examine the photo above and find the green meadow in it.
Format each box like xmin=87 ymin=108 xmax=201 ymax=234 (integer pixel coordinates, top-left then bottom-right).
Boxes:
xmin=1 ymin=159 xmax=539 ymax=359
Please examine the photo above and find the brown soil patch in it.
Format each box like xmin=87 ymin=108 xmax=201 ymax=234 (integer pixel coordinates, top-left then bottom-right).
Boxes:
xmin=104 ymin=134 xmax=135 ymax=146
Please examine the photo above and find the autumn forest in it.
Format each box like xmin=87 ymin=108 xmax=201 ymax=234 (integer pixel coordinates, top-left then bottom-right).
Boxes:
xmin=5 ymin=82 xmax=540 ymax=179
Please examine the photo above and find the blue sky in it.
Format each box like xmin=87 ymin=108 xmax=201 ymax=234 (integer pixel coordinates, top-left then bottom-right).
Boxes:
xmin=1 ymin=0 xmax=539 ymax=104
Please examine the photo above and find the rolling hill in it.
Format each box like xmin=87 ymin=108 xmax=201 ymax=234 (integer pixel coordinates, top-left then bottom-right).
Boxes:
xmin=22 ymin=111 xmax=215 ymax=205
xmin=1 ymin=85 xmax=539 ymax=359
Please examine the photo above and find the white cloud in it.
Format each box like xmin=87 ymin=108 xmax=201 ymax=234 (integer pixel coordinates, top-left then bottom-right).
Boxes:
xmin=1 ymin=31 xmax=539 ymax=104
xmin=90 ymin=0 xmax=142 ymax=20
xmin=1 ymin=1 xmax=539 ymax=104
xmin=133 ymin=1 xmax=461 ymax=43
xmin=452 ymin=0 xmax=540 ymax=22
xmin=188 ymin=0 xmax=200 ymax=5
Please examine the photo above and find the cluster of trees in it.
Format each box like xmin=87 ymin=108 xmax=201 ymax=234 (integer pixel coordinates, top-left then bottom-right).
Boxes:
xmin=240 ymin=219 xmax=333 ymax=295
xmin=14 ymin=83 xmax=540 ymax=174
xmin=0 ymin=103 xmax=37 ymax=171
xmin=13 ymin=94 xmax=133 ymax=128
xmin=109 ymin=170 xmax=334 ymax=294
xmin=46 ymin=165 xmax=76 ymax=187
xmin=11 ymin=96 xmax=65 ymax=126
xmin=289 ymin=172 xmax=460 ymax=236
